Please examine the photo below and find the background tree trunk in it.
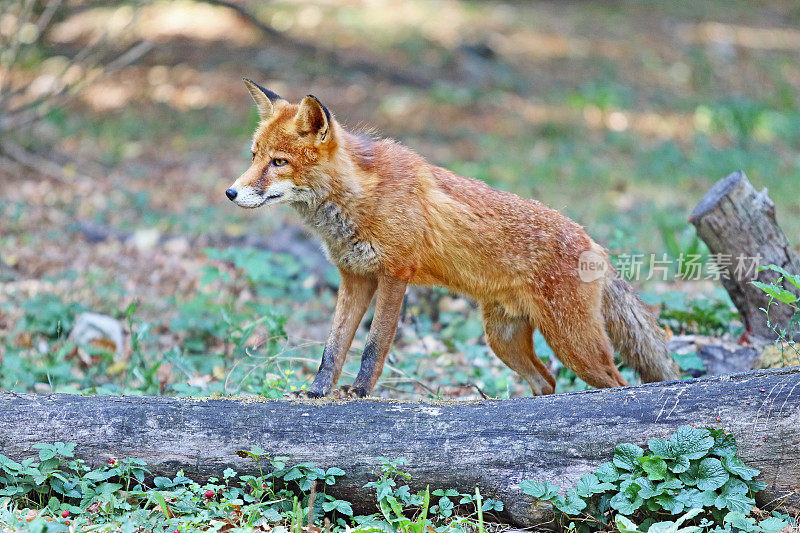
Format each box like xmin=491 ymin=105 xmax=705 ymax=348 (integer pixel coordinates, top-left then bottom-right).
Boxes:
xmin=1 ymin=369 xmax=799 ymax=527
xmin=690 ymin=170 xmax=800 ymax=342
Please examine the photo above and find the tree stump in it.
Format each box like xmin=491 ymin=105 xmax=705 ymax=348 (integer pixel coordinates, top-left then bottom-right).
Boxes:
xmin=690 ymin=171 xmax=800 ymax=341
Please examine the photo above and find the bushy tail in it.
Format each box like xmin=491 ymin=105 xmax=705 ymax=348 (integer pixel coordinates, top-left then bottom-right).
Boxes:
xmin=602 ymin=272 xmax=680 ymax=383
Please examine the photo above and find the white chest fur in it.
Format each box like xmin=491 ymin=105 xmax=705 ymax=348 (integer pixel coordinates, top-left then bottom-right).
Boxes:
xmin=293 ymin=200 xmax=380 ymax=274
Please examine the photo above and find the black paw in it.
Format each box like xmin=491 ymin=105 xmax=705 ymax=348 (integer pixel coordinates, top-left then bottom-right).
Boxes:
xmin=284 ymin=390 xmax=323 ymax=400
xmin=330 ymin=385 xmax=368 ymax=399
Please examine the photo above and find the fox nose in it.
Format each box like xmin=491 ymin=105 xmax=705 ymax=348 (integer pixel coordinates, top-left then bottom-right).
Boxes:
xmin=225 ymin=188 xmax=238 ymax=200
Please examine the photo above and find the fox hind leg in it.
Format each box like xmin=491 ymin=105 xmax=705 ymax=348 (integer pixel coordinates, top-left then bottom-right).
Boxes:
xmin=481 ymin=303 xmax=555 ymax=396
xmin=536 ymin=301 xmax=629 ymax=389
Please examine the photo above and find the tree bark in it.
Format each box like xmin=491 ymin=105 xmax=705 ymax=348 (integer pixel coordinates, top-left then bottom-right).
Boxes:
xmin=1 ymin=368 xmax=799 ymax=528
xmin=690 ymin=171 xmax=800 ymax=341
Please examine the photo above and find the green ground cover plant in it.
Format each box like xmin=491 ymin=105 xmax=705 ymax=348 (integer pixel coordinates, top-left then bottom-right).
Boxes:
xmin=0 ymin=447 xmax=502 ymax=532
xmin=751 ymin=265 xmax=800 ymax=365
xmin=0 ymin=426 xmax=793 ymax=532
xmin=521 ymin=425 xmax=793 ymax=533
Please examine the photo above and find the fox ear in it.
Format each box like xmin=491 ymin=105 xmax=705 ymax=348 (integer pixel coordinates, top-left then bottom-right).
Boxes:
xmin=243 ymin=78 xmax=282 ymax=120
xmin=296 ymin=95 xmax=331 ymax=142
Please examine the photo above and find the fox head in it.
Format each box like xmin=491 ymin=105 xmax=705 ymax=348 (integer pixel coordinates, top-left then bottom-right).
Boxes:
xmin=226 ymin=79 xmax=337 ymax=209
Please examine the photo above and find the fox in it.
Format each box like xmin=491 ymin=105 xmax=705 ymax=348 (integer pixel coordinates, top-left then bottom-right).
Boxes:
xmin=225 ymin=78 xmax=681 ymax=399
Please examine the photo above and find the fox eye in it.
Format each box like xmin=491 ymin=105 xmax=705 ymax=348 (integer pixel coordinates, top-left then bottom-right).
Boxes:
xmin=251 ymin=151 xmax=256 ymax=160
xmin=271 ymin=158 xmax=288 ymax=167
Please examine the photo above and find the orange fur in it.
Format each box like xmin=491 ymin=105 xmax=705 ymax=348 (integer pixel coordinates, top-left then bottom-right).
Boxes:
xmin=227 ymin=81 xmax=680 ymax=398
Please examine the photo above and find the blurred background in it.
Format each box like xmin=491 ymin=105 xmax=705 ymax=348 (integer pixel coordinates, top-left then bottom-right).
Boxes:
xmin=1 ymin=0 xmax=799 ymax=400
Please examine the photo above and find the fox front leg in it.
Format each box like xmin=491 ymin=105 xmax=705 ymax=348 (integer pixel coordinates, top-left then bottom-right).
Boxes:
xmin=333 ymin=273 xmax=406 ymax=399
xmin=287 ymin=272 xmax=377 ymax=399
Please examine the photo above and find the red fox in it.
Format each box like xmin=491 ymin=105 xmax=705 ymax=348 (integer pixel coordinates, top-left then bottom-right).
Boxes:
xmin=226 ymin=78 xmax=680 ymax=399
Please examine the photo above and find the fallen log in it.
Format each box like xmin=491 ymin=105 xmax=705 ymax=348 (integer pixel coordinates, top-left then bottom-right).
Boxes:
xmin=690 ymin=171 xmax=800 ymax=342
xmin=1 ymin=368 xmax=799 ymax=527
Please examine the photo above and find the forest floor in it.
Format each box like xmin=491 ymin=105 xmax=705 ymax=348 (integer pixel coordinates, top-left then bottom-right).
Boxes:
xmin=2 ymin=0 xmax=800 ymax=400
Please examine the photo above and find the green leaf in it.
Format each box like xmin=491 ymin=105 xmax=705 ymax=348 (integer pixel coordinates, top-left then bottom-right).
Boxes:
xmin=745 ymin=479 xmax=767 ymax=492
xmin=671 ymin=351 xmax=706 ymax=372
xmin=83 ymin=470 xmax=114 ymax=482
xmin=648 ymin=438 xmax=676 ymax=459
xmin=648 ymin=509 xmax=706 ymax=533
xmin=758 ymin=516 xmax=791 ymax=533
xmin=675 ymin=508 xmax=704 ymax=525
xmin=323 ymin=499 xmax=353 ymax=516
xmin=722 ymin=456 xmax=759 ymax=481
xmin=47 ymin=496 xmax=59 ymax=510
xmin=639 ymin=456 xmax=668 ymax=481
xmin=708 ymin=428 xmax=738 ymax=458
xmin=671 ymin=426 xmax=714 ymax=460
xmin=613 ymin=443 xmax=645 ymax=472
xmin=555 ymin=490 xmax=586 ymax=516
xmin=283 ymin=468 xmax=303 ymax=481
xmin=150 ymin=491 xmax=171 ymax=518
xmin=520 ymin=480 xmax=560 ymax=501
xmin=37 ymin=448 xmax=57 ymax=462
xmin=655 ymin=493 xmax=685 ymax=514
xmin=661 ymin=478 xmax=685 ymax=491
xmin=649 ymin=520 xmax=702 ymax=533
xmin=615 ymin=514 xmax=644 ymax=533
xmin=417 ymin=487 xmax=430 ymax=529
xmin=669 ymin=455 xmax=691 ymax=474
xmin=0 ymin=455 xmax=22 ymax=472
xmin=714 ymin=479 xmax=756 ymax=513
xmin=751 ymin=281 xmax=798 ymax=305
xmin=575 ymin=474 xmax=615 ymax=498
xmin=725 ymin=511 xmax=758 ymax=532
xmin=153 ymin=476 xmax=172 ymax=489
xmin=610 ymin=489 xmax=644 ymax=515
xmin=483 ymin=498 xmax=503 ymax=512
xmin=96 ymin=482 xmax=123 ymax=495
xmin=693 ymin=458 xmax=729 ymax=491
xmin=676 ymin=488 xmax=717 ymax=509
xmin=757 ymin=265 xmax=800 ymax=292
xmin=263 ymin=508 xmax=282 ymax=522
xmin=634 ymin=477 xmax=663 ymax=500
xmin=325 ymin=467 xmax=346 ymax=477
xmin=437 ymin=496 xmax=454 ymax=517
xmin=54 ymin=443 xmax=75 ymax=458
xmin=594 ymin=461 xmax=620 ymax=482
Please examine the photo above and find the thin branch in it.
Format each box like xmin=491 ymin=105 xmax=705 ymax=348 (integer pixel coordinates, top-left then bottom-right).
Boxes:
xmin=0 ymin=140 xmax=67 ymax=178
xmin=0 ymin=140 xmax=90 ymax=182
xmin=33 ymin=0 xmax=63 ymax=34
xmin=0 ymin=0 xmax=38 ymax=101
xmin=0 ymin=40 xmax=153 ymax=133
